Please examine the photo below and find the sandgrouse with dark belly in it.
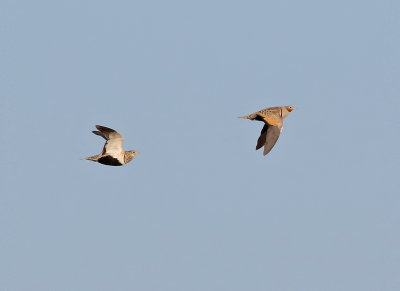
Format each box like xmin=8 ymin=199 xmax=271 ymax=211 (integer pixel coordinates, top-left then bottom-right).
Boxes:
xmin=239 ymin=106 xmax=295 ymax=156
xmin=83 ymin=125 xmax=138 ymax=166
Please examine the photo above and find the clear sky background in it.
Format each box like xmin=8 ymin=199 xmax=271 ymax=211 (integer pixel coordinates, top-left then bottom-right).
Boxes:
xmin=1 ymin=0 xmax=399 ymax=290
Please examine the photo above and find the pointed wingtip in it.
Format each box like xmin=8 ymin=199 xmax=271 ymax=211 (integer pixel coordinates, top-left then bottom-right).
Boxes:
xmin=263 ymin=147 xmax=273 ymax=156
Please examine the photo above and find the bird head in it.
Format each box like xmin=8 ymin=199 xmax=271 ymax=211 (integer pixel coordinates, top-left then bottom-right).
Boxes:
xmin=125 ymin=151 xmax=138 ymax=164
xmin=285 ymin=106 xmax=295 ymax=112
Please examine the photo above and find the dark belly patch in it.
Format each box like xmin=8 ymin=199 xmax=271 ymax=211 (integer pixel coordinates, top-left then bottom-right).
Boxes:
xmin=98 ymin=156 xmax=123 ymax=166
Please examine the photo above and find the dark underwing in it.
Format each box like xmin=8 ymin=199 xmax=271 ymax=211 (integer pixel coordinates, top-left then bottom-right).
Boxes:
xmin=97 ymin=156 xmax=123 ymax=166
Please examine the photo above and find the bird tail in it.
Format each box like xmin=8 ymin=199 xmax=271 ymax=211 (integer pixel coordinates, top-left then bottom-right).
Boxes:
xmin=238 ymin=113 xmax=258 ymax=120
xmin=82 ymin=154 xmax=100 ymax=162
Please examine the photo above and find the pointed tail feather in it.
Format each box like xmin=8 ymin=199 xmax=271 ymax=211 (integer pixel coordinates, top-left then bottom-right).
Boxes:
xmin=238 ymin=113 xmax=258 ymax=120
xmin=82 ymin=154 xmax=100 ymax=162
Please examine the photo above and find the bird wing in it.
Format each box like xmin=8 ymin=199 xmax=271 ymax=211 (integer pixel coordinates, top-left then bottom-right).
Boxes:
xmin=240 ymin=107 xmax=282 ymax=125
xmin=257 ymin=107 xmax=283 ymax=126
xmin=95 ymin=125 xmax=125 ymax=155
xmin=256 ymin=123 xmax=283 ymax=156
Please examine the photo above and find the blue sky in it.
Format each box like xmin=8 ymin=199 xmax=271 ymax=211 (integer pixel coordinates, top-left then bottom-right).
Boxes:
xmin=1 ymin=0 xmax=399 ymax=290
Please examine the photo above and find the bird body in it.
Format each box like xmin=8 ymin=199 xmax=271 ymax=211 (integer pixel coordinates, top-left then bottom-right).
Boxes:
xmin=83 ymin=125 xmax=137 ymax=166
xmin=240 ymin=106 xmax=295 ymax=156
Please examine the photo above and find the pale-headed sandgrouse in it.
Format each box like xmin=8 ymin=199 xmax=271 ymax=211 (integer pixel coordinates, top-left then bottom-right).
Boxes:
xmin=240 ymin=106 xmax=295 ymax=156
xmin=84 ymin=125 xmax=138 ymax=166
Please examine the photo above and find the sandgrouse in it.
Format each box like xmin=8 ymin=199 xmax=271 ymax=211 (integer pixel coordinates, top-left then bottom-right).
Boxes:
xmin=83 ymin=125 xmax=138 ymax=166
xmin=239 ymin=106 xmax=295 ymax=156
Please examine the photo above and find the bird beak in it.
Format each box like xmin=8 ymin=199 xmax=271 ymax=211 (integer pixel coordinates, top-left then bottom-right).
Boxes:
xmin=287 ymin=106 xmax=295 ymax=112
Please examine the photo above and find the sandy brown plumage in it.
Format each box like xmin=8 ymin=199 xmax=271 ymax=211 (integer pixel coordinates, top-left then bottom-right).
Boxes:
xmin=83 ymin=125 xmax=138 ymax=166
xmin=239 ymin=106 xmax=295 ymax=156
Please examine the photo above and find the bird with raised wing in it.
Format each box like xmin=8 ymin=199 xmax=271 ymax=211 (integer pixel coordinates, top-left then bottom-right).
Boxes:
xmin=83 ymin=125 xmax=138 ymax=166
xmin=239 ymin=106 xmax=295 ymax=156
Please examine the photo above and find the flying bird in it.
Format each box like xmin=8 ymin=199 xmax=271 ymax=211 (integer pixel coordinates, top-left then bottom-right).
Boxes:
xmin=239 ymin=106 xmax=295 ymax=156
xmin=83 ymin=125 xmax=138 ymax=166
